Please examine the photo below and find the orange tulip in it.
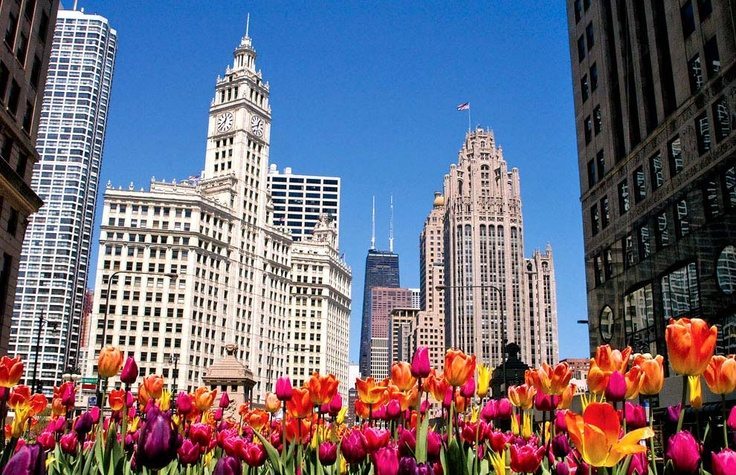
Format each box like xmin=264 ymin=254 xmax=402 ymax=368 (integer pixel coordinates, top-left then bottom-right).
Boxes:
xmin=137 ymin=383 xmax=150 ymax=406
xmin=354 ymin=400 xmax=370 ymax=419
xmin=423 ymin=370 xmax=450 ymax=403
xmin=8 ymin=386 xmax=46 ymax=415
xmin=0 ymin=356 xmax=23 ymax=388
xmin=624 ymin=366 xmax=644 ymax=400
xmin=355 ymin=377 xmax=388 ymax=406
xmin=453 ymin=389 xmax=467 ymax=413
xmin=444 ymin=349 xmax=476 ymax=387
xmin=247 ymin=409 xmax=269 ymax=431
xmin=390 ymin=362 xmax=416 ymax=391
xmin=97 ymin=346 xmax=124 ymax=378
xmin=284 ymin=417 xmax=311 ymax=444
xmin=566 ymin=402 xmax=654 ymax=467
xmin=665 ymin=317 xmax=717 ymax=376
xmin=587 ymin=345 xmax=632 ymax=395
xmin=508 ymin=384 xmax=537 ymax=410
xmin=51 ymin=398 xmax=65 ymax=417
xmin=192 ymin=387 xmax=218 ymax=412
xmin=557 ymin=383 xmax=576 ymax=409
xmin=286 ymin=386 xmax=312 ymax=419
xmin=632 ymin=354 xmax=664 ymax=395
xmin=527 ymin=363 xmax=572 ymax=395
xmin=704 ymin=355 xmax=736 ymax=395
xmin=264 ymin=392 xmax=281 ymax=413
xmin=143 ymin=375 xmax=164 ymax=400
xmin=307 ymin=372 xmax=339 ymax=406
xmin=108 ymin=389 xmax=126 ymax=411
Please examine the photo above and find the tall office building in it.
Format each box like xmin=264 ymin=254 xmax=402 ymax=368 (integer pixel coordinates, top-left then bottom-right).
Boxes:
xmin=442 ymin=127 xmax=559 ymax=370
xmin=358 ymin=248 xmax=399 ymax=377
xmin=10 ymin=8 xmax=116 ymax=392
xmin=286 ymin=216 xmax=351 ymax=399
xmin=267 ymin=164 xmax=341 ymax=244
xmin=84 ymin=28 xmax=294 ymax=400
xmin=566 ymin=0 xmax=736 ymax=357
xmin=0 ymin=0 xmax=59 ymax=353
xmin=368 ymin=286 xmax=413 ymax=378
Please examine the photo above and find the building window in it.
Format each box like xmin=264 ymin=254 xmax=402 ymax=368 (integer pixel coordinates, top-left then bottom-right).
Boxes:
xmin=586 ymin=22 xmax=595 ymax=50
xmin=580 ymin=75 xmax=589 ymax=102
xmin=590 ymin=63 xmax=598 ymax=91
xmin=723 ymin=166 xmax=736 ymax=209
xmin=593 ymin=105 xmax=602 ymax=135
xmin=603 ymin=248 xmax=613 ymax=280
xmin=624 ymin=233 xmax=637 ymax=268
xmin=704 ymin=36 xmax=720 ymax=76
xmin=30 ymin=56 xmax=41 ymax=90
xmin=681 ymin=1 xmax=695 ymax=38
xmin=618 ymin=180 xmax=630 ymax=214
xmin=716 ymin=246 xmax=736 ymax=295
xmin=624 ymin=284 xmax=654 ymax=343
xmin=587 ymin=159 xmax=596 ymax=188
xmin=577 ymin=35 xmax=586 ymax=62
xmin=696 ymin=113 xmax=711 ymax=154
xmin=675 ymin=198 xmax=690 ymax=238
xmin=574 ymin=0 xmax=583 ymax=23
xmin=713 ymin=97 xmax=732 ymax=142
xmin=15 ymin=32 xmax=27 ymax=65
xmin=717 ymin=314 xmax=736 ymax=355
xmin=633 ymin=167 xmax=647 ymax=203
xmin=697 ymin=0 xmax=713 ymax=20
xmin=599 ymin=306 xmax=613 ymax=343
xmin=591 ymin=205 xmax=600 ymax=236
xmin=584 ymin=116 xmax=592 ymax=144
xmin=593 ymin=254 xmax=603 ymax=286
xmin=638 ymin=224 xmax=651 ymax=259
xmin=38 ymin=11 xmax=49 ymax=43
xmin=703 ymin=179 xmax=721 ymax=219
xmin=22 ymin=101 xmax=33 ymax=133
xmin=600 ymin=196 xmax=610 ymax=228
xmin=4 ymin=12 xmax=18 ymax=48
xmin=596 ymin=150 xmax=605 ymax=179
xmin=7 ymin=81 xmax=20 ymax=116
xmin=656 ymin=211 xmax=669 ymax=248
xmin=650 ymin=153 xmax=664 ymax=190
xmin=689 ymin=55 xmax=704 ymax=93
xmin=669 ymin=136 xmax=683 ymax=176
xmin=661 ymin=263 xmax=700 ymax=319
xmin=0 ymin=62 xmax=8 ymax=101
xmin=7 ymin=208 xmax=18 ymax=237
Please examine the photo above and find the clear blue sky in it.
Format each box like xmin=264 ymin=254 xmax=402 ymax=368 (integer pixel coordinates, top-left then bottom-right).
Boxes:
xmin=77 ymin=1 xmax=589 ymax=361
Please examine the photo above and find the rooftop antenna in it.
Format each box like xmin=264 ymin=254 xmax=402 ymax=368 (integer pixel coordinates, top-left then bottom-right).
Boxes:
xmin=245 ymin=13 xmax=250 ymax=37
xmin=370 ymin=196 xmax=376 ymax=250
xmin=73 ymin=0 xmax=79 ymax=10
xmin=389 ymin=195 xmax=394 ymax=253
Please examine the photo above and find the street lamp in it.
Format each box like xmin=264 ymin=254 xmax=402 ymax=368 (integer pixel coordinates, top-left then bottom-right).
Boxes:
xmin=96 ymin=269 xmax=179 ymax=407
xmin=31 ymin=316 xmax=58 ymax=394
xmin=169 ymin=354 xmax=179 ymax=394
xmin=437 ymin=283 xmax=507 ymax=394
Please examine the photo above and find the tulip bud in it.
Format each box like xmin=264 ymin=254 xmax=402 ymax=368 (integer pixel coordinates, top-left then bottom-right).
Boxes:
xmin=533 ymin=392 xmax=556 ymax=412
xmin=371 ymin=445 xmax=399 ymax=475
xmin=328 ymin=393 xmax=342 ymax=417
xmin=554 ymin=410 xmax=567 ymax=433
xmin=666 ymin=431 xmax=701 ymax=475
xmin=120 ymin=356 xmax=138 ymax=385
xmin=318 ymin=441 xmax=338 ymax=466
xmin=73 ymin=411 xmax=94 ymax=436
xmin=264 ymin=392 xmax=281 ymax=414
xmin=624 ymin=402 xmax=647 ymax=430
xmin=556 ymin=461 xmax=570 ymax=475
xmin=136 ymin=405 xmax=178 ymax=469
xmin=89 ymin=406 xmax=100 ymax=423
xmin=712 ymin=448 xmax=736 ymax=475
xmin=275 ymin=377 xmax=293 ymax=401
xmin=411 ymin=347 xmax=431 ymax=378
xmin=667 ymin=404 xmax=682 ymax=424
xmin=219 ymin=391 xmax=230 ymax=409
xmin=427 ymin=430 xmax=442 ymax=460
xmin=97 ymin=346 xmax=123 ymax=379
xmin=604 ymin=371 xmax=626 ymax=402
xmin=386 ymin=399 xmax=401 ymax=420
xmin=178 ymin=439 xmax=201 ymax=466
xmin=242 ymin=442 xmax=266 ymax=467
xmin=1 ymin=444 xmax=44 ymax=475
xmin=60 ymin=433 xmax=78 ymax=454
xmin=551 ymin=433 xmax=570 ymax=458
xmin=213 ymin=455 xmax=242 ymax=475
xmin=341 ymin=430 xmax=367 ymax=463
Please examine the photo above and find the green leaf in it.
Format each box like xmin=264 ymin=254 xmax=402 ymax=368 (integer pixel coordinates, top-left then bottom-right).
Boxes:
xmin=447 ymin=438 xmax=469 ymax=475
xmin=415 ymin=414 xmax=430 ymax=463
xmin=253 ymin=429 xmax=284 ymax=475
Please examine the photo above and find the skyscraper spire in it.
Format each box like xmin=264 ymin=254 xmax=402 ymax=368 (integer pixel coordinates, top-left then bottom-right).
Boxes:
xmin=389 ymin=195 xmax=394 ymax=253
xmin=370 ymin=196 xmax=376 ymax=250
xmin=245 ymin=13 xmax=250 ymax=38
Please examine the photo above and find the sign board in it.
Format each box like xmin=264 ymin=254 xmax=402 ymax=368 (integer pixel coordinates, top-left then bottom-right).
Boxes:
xmin=87 ymin=396 xmax=97 ymax=407
xmin=81 ymin=378 xmax=97 ymax=384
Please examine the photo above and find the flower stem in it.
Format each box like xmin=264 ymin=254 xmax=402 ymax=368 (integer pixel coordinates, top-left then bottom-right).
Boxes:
xmin=648 ymin=398 xmax=657 ymax=475
xmin=677 ymin=375 xmax=686 ymax=433
xmin=723 ymin=394 xmax=728 ymax=449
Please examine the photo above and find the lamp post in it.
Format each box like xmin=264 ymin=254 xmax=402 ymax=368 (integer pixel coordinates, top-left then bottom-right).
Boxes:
xmin=437 ymin=283 xmax=507 ymax=394
xmin=31 ymin=316 xmax=58 ymax=394
xmin=169 ymin=354 xmax=179 ymax=394
xmin=96 ymin=269 xmax=179 ymax=407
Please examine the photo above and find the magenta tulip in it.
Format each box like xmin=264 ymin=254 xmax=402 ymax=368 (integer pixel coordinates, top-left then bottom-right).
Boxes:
xmin=495 ymin=398 xmax=513 ymax=419
xmin=36 ymin=431 xmax=55 ymax=450
xmin=627 ymin=452 xmax=648 ymax=475
xmin=242 ymin=442 xmax=266 ymax=467
xmin=178 ymin=439 xmax=201 ymax=466
xmin=275 ymin=377 xmax=293 ymax=401
xmin=398 ymin=456 xmax=417 ymax=475
xmin=480 ymin=400 xmax=496 ymax=421
xmin=554 ymin=410 xmax=567 ymax=433
xmin=728 ymin=406 xmax=736 ymax=430
xmin=213 ymin=455 xmax=242 ymax=475
xmin=176 ymin=391 xmax=193 ymax=415
xmin=73 ymin=411 xmax=94 ymax=436
xmin=510 ymin=443 xmax=545 ymax=474
xmin=666 ymin=431 xmax=701 ymax=474
xmin=624 ymin=402 xmax=647 ymax=429
xmin=604 ymin=370 xmax=626 ymax=402
xmin=372 ymin=445 xmax=399 ymax=475
xmin=120 ymin=356 xmax=138 ymax=385
xmin=60 ymin=433 xmax=78 ymax=454
xmin=319 ymin=442 xmax=338 ymax=466
xmin=461 ymin=377 xmax=475 ymax=398
xmin=342 ymin=430 xmax=367 ymax=464
xmin=411 ymin=347 xmax=431 ymax=378
xmin=386 ymin=399 xmax=401 ymax=420
xmin=712 ymin=448 xmax=736 ymax=475
xmin=427 ymin=430 xmax=442 ymax=460
xmin=328 ymin=393 xmax=342 ymax=417
xmin=397 ymin=429 xmax=416 ymax=458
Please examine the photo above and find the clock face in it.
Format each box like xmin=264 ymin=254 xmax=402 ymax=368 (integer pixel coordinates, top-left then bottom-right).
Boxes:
xmin=250 ymin=115 xmax=264 ymax=137
xmin=216 ymin=112 xmax=233 ymax=132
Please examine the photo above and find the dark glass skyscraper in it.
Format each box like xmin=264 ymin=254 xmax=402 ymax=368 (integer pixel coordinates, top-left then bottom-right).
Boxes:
xmin=359 ymin=249 xmax=400 ymax=377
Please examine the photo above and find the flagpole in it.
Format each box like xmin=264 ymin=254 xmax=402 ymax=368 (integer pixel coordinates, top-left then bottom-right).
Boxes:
xmin=468 ymin=108 xmax=471 ymax=133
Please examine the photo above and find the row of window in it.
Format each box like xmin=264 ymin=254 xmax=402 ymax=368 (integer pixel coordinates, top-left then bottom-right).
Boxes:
xmin=681 ymin=0 xmax=713 ymax=39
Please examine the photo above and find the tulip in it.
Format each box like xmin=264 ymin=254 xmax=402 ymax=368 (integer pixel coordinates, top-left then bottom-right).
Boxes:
xmin=264 ymin=392 xmax=281 ymax=413
xmin=391 ymin=362 xmax=416 ymax=391
xmin=57 ymin=381 xmax=76 ymax=410
xmin=534 ymin=392 xmax=558 ymax=412
xmin=444 ymin=349 xmax=476 ymax=387
xmin=666 ymin=431 xmax=701 ymax=474
xmin=624 ymin=366 xmax=644 ymax=399
xmin=190 ymin=423 xmax=212 ymax=447
xmin=319 ymin=441 xmax=338 ymax=466
xmin=729 ymin=406 xmax=736 ymax=430
xmin=510 ymin=442 xmax=545 ymax=473
xmin=274 ymin=377 xmax=293 ymax=401
xmin=285 ymin=386 xmax=312 ymax=419
xmin=566 ymin=402 xmax=653 ymax=467
xmin=588 ymin=345 xmax=632 ymax=394
xmin=0 ymin=356 xmax=23 ymax=388
xmin=628 ymin=452 xmax=648 ymax=475
xmin=557 ymin=383 xmax=576 ymax=410
xmin=475 ymin=364 xmax=492 ymax=398
xmin=192 ymin=386 xmax=217 ymax=412
xmin=556 ymin=461 xmax=570 ymax=475
xmin=213 ymin=455 xmax=242 ymax=475
xmin=424 ymin=370 xmax=449 ymax=403
xmin=624 ymin=402 xmax=647 ymax=430
xmin=242 ymin=442 xmax=266 ymax=467
xmin=97 ymin=345 xmax=124 ymax=378
xmin=529 ymin=362 xmax=573 ymax=395
xmin=496 ymin=398 xmax=513 ymax=419
xmin=342 ymin=429 xmax=367 ymax=463
xmin=363 ymin=427 xmax=391 ymax=453
xmin=372 ymin=445 xmax=399 ymax=475
xmin=356 ymin=377 xmax=388 ymax=406
xmin=633 ymin=353 xmax=664 ymax=395
xmin=2 ymin=444 xmax=44 ymax=475
xmin=108 ymin=389 xmax=126 ymax=412
xmin=398 ymin=456 xmax=417 ymax=475
xmin=480 ymin=399 xmax=496 ymax=422
xmin=308 ymin=372 xmax=339 ymax=406
xmin=37 ymin=431 xmax=55 ymax=451
xmin=246 ymin=409 xmax=269 ymax=431
xmin=219 ymin=391 xmax=231 ymax=409
xmin=120 ymin=356 xmax=138 ymax=385
xmin=386 ymin=399 xmax=401 ymax=419
xmin=604 ymin=371 xmax=626 ymax=402
xmin=397 ymin=429 xmax=416 ymax=457
xmin=411 ymin=347 xmax=431 ymax=378
xmin=460 ymin=377 xmax=475 ymax=398
xmin=176 ymin=391 xmax=193 ymax=414
xmin=712 ymin=448 xmax=736 ymax=475
xmin=551 ymin=433 xmax=571 ymax=458
xmin=554 ymin=410 xmax=567 ymax=433
xmin=143 ymin=374 xmax=165 ymax=400
xmin=136 ymin=405 xmax=178 ymax=469
xmin=178 ymin=439 xmax=201 ymax=465
xmin=665 ymin=318 xmax=717 ymax=376
xmin=688 ymin=375 xmax=703 ymax=409
xmin=704 ymin=355 xmax=736 ymax=395
xmin=74 ymin=411 xmax=94 ymax=435
xmin=60 ymin=432 xmax=78 ymax=454
xmin=508 ymin=384 xmax=536 ymax=410
xmin=328 ymin=392 xmax=342 ymax=417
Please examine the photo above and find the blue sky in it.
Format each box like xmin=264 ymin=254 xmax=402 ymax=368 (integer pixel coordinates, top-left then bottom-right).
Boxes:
xmin=77 ymin=1 xmax=588 ymax=361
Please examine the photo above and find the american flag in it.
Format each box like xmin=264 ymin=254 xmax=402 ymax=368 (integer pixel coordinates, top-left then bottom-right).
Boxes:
xmin=457 ymin=102 xmax=470 ymax=111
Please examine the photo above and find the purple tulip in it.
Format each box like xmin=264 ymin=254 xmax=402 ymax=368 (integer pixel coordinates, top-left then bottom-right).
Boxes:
xmin=213 ymin=455 xmax=242 ymax=475
xmin=74 ymin=411 xmax=94 ymax=436
xmin=178 ymin=439 xmax=201 ymax=465
xmin=372 ymin=445 xmax=399 ymax=475
xmin=712 ymin=448 xmax=736 ymax=475
xmin=416 ymin=463 xmax=433 ymax=475
xmin=275 ymin=377 xmax=293 ymax=401
xmin=551 ymin=433 xmax=570 ymax=458
xmin=342 ymin=430 xmax=367 ymax=464
xmin=2 ymin=444 xmax=44 ymax=475
xmin=604 ymin=371 xmax=626 ymax=402
xmin=120 ymin=356 xmax=138 ymax=385
xmin=398 ymin=456 xmax=417 ymax=475
xmin=667 ymin=404 xmax=682 ymax=424
xmin=318 ymin=442 xmax=338 ymax=466
xmin=625 ymin=402 xmax=647 ymax=430
xmin=136 ymin=405 xmax=178 ymax=469
xmin=397 ymin=428 xmax=416 ymax=457
xmin=411 ymin=347 xmax=431 ymax=378
xmin=666 ymin=431 xmax=701 ymax=474
xmin=556 ymin=461 xmax=570 ymax=475
xmin=219 ymin=391 xmax=230 ymax=409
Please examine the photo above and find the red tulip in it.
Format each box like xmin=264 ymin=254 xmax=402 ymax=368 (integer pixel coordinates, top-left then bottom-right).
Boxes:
xmin=190 ymin=423 xmax=212 ymax=447
xmin=666 ymin=431 xmax=701 ymax=474
xmin=363 ymin=427 xmax=391 ymax=453
xmin=510 ymin=442 xmax=545 ymax=473
xmin=241 ymin=442 xmax=266 ymax=467
xmin=712 ymin=448 xmax=736 ymax=475
xmin=120 ymin=356 xmax=138 ymax=385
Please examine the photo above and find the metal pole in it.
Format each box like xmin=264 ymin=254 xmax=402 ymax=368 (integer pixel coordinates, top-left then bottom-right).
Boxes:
xmin=31 ymin=313 xmax=44 ymax=393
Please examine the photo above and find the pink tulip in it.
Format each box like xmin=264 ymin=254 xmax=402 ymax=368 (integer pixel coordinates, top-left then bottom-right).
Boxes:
xmin=275 ymin=377 xmax=293 ymax=401
xmin=342 ymin=430 xmax=367 ymax=464
xmin=460 ymin=377 xmax=475 ymax=398
xmin=510 ymin=442 xmax=545 ymax=474
xmin=712 ymin=448 xmax=736 ymax=475
xmin=120 ymin=356 xmax=138 ymax=385
xmin=624 ymin=402 xmax=647 ymax=429
xmin=728 ymin=406 xmax=736 ymax=430
xmin=666 ymin=431 xmax=701 ymax=474
xmin=495 ymin=398 xmax=513 ymax=419
xmin=178 ymin=439 xmax=201 ymax=466
xmin=604 ymin=371 xmax=626 ymax=402
xmin=318 ymin=442 xmax=338 ymax=466
xmin=60 ymin=433 xmax=78 ymax=454
xmin=411 ymin=347 xmax=431 ymax=378
xmin=372 ymin=445 xmax=399 ymax=475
